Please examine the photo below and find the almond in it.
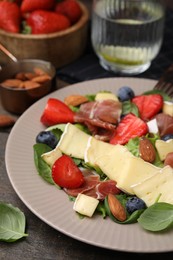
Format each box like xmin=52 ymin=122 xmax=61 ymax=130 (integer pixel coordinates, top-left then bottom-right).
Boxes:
xmin=22 ymin=80 xmax=41 ymax=89
xmin=64 ymin=95 xmax=88 ymax=106
xmin=139 ymin=137 xmax=156 ymax=163
xmin=15 ymin=72 xmax=27 ymax=81
xmin=34 ymin=67 xmax=46 ymax=75
xmin=0 ymin=115 xmax=15 ymax=127
xmin=24 ymin=72 xmax=36 ymax=80
xmin=1 ymin=79 xmax=22 ymax=88
xmin=32 ymin=74 xmax=51 ymax=83
xmin=107 ymin=193 xmax=126 ymax=222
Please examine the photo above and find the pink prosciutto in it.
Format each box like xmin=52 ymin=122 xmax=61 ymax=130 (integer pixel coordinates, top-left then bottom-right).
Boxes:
xmin=64 ymin=174 xmax=121 ymax=200
xmin=75 ymin=99 xmax=122 ymax=125
xmin=155 ymin=113 xmax=173 ymax=137
xmin=74 ymin=99 xmax=122 ymax=141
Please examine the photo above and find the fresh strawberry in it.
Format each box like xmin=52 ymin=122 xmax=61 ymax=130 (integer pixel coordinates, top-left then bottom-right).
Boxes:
xmin=40 ymin=98 xmax=75 ymax=126
xmin=14 ymin=0 xmax=23 ymax=6
xmin=52 ymin=155 xmax=84 ymax=189
xmin=110 ymin=113 xmax=148 ymax=145
xmin=0 ymin=1 xmax=21 ymax=33
xmin=132 ymin=94 xmax=163 ymax=121
xmin=26 ymin=10 xmax=71 ymax=34
xmin=55 ymin=0 xmax=82 ymax=24
xmin=21 ymin=0 xmax=55 ymax=13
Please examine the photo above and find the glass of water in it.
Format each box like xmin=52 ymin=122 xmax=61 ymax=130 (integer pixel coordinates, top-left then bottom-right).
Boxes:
xmin=91 ymin=0 xmax=165 ymax=75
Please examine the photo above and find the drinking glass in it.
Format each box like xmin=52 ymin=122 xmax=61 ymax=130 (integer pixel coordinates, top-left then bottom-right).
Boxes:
xmin=91 ymin=0 xmax=165 ymax=75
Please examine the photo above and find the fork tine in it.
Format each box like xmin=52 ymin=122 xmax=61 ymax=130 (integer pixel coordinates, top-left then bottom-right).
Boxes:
xmin=154 ymin=64 xmax=173 ymax=97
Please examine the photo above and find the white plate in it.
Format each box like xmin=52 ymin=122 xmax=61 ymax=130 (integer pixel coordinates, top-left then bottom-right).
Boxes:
xmin=5 ymin=77 xmax=173 ymax=253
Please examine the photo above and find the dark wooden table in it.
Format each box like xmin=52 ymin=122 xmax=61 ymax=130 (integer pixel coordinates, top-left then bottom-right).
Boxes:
xmin=1 ymin=1 xmax=173 ymax=259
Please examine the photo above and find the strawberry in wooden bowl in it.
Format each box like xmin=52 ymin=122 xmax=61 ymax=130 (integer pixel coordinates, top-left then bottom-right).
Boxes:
xmin=0 ymin=0 xmax=89 ymax=68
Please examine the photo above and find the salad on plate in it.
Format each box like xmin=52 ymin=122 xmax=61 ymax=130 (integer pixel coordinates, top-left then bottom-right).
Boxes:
xmin=33 ymin=85 xmax=173 ymax=233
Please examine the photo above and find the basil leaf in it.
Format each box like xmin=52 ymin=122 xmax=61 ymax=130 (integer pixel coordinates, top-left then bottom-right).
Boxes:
xmin=138 ymin=202 xmax=173 ymax=232
xmin=122 ymin=101 xmax=139 ymax=117
xmin=143 ymin=89 xmax=171 ymax=101
xmin=33 ymin=143 xmax=54 ymax=184
xmin=0 ymin=203 xmax=28 ymax=242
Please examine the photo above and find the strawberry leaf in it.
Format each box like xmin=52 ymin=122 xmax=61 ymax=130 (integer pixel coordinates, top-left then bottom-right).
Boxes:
xmin=21 ymin=20 xmax=32 ymax=34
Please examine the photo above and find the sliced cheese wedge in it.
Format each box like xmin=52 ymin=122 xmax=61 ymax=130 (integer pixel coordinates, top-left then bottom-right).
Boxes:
xmin=94 ymin=145 xmax=133 ymax=182
xmin=41 ymin=146 xmax=62 ymax=167
xmin=114 ymin=156 xmax=160 ymax=194
xmin=58 ymin=123 xmax=90 ymax=159
xmin=163 ymin=101 xmax=173 ymax=117
xmin=95 ymin=92 xmax=119 ymax=101
xmin=84 ymin=137 xmax=128 ymax=165
xmin=155 ymin=139 xmax=173 ymax=161
xmin=132 ymin=166 xmax=173 ymax=207
xmin=85 ymin=136 xmax=160 ymax=194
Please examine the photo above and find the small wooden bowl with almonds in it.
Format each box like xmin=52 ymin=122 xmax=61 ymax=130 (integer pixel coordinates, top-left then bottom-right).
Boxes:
xmin=0 ymin=59 xmax=56 ymax=114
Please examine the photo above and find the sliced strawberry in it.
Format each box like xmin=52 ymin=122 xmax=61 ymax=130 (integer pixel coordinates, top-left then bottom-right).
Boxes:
xmin=40 ymin=98 xmax=75 ymax=126
xmin=132 ymin=94 xmax=163 ymax=121
xmin=52 ymin=155 xmax=84 ymax=189
xmin=110 ymin=113 xmax=148 ymax=145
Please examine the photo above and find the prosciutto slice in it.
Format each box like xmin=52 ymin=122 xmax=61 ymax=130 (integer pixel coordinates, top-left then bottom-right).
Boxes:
xmin=64 ymin=175 xmax=121 ymax=200
xmin=74 ymin=99 xmax=122 ymax=140
xmin=64 ymin=175 xmax=100 ymax=197
xmin=155 ymin=113 xmax=173 ymax=137
xmin=78 ymin=100 xmax=122 ymax=123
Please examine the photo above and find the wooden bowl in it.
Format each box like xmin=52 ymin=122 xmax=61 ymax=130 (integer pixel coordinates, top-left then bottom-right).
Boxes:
xmin=0 ymin=2 xmax=89 ymax=68
xmin=0 ymin=59 xmax=56 ymax=114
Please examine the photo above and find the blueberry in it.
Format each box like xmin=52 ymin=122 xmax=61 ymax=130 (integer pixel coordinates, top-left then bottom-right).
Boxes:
xmin=36 ymin=131 xmax=58 ymax=149
xmin=126 ymin=197 xmax=146 ymax=214
xmin=117 ymin=86 xmax=135 ymax=102
xmin=161 ymin=134 xmax=173 ymax=141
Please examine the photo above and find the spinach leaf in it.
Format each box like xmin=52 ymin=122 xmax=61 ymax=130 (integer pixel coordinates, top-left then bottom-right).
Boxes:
xmin=138 ymin=202 xmax=173 ymax=232
xmin=46 ymin=123 xmax=66 ymax=132
xmin=96 ymin=202 xmax=107 ymax=219
xmin=122 ymin=100 xmax=139 ymax=117
xmin=0 ymin=202 xmax=28 ymax=242
xmin=33 ymin=143 xmax=54 ymax=184
xmin=125 ymin=137 xmax=140 ymax=157
xmin=104 ymin=194 xmax=144 ymax=224
xmin=86 ymin=94 xmax=96 ymax=101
